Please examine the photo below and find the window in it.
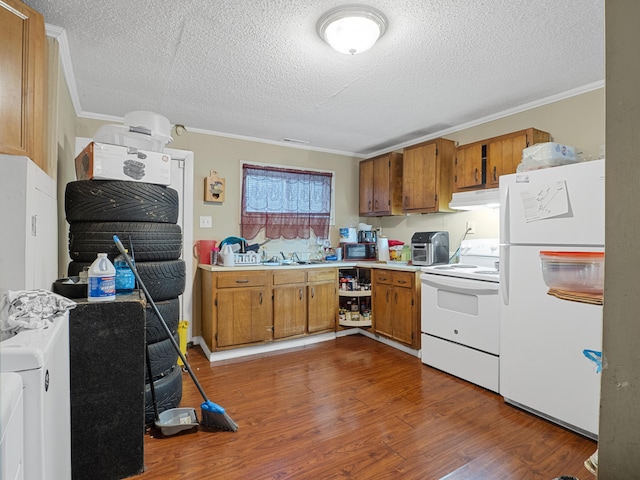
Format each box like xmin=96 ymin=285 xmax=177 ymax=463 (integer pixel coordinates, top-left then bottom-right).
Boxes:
xmin=241 ymin=163 xmax=333 ymax=240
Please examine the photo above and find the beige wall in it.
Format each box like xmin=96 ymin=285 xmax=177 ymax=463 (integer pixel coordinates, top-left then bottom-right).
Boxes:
xmin=599 ymin=0 xmax=640 ymax=475
xmin=47 ymin=37 xmax=81 ymax=278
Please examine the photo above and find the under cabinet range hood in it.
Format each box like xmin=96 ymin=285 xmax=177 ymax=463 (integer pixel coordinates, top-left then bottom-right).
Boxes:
xmin=449 ymin=188 xmax=500 ymax=210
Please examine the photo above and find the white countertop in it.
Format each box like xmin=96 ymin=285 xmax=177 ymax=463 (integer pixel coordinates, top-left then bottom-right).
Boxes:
xmin=198 ymin=261 xmax=422 ymax=272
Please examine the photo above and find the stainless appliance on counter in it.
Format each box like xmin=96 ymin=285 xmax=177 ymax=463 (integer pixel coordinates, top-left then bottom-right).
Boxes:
xmin=411 ymin=231 xmax=449 ymax=266
xmin=357 ymin=230 xmax=377 ymax=243
xmin=420 ymin=238 xmax=500 ymax=392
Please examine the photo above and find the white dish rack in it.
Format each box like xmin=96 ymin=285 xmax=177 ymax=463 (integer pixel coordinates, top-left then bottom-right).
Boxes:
xmin=218 ymin=251 xmax=261 ymax=266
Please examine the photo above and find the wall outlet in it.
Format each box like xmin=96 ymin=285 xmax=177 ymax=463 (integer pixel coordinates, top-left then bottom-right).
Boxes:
xmin=466 ymin=221 xmax=476 ymax=234
xmin=199 ymin=216 xmax=212 ymax=228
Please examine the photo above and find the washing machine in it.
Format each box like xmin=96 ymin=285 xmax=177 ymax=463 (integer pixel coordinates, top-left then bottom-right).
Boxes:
xmin=0 ymin=312 xmax=71 ymax=480
xmin=1 ymin=372 xmax=24 ymax=480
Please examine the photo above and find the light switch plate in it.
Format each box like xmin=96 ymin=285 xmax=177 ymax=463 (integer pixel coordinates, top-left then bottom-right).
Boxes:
xmin=199 ymin=216 xmax=212 ymax=228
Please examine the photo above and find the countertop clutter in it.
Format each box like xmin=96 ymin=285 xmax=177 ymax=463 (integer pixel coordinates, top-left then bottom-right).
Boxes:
xmin=198 ymin=261 xmax=422 ymax=272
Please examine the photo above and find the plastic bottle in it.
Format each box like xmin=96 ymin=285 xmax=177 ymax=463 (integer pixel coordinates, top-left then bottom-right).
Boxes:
xmin=114 ymin=249 xmax=135 ymax=294
xmin=88 ymin=253 xmax=116 ymax=302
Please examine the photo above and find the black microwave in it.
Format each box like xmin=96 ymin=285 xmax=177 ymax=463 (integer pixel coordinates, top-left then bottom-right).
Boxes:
xmin=342 ymin=242 xmax=377 ymax=261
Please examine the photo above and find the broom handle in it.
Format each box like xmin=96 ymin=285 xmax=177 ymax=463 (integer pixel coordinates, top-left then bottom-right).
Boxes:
xmin=114 ymin=235 xmax=210 ymax=403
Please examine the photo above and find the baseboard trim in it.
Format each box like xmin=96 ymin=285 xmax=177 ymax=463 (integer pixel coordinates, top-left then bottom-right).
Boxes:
xmin=192 ymin=328 xmax=421 ymax=363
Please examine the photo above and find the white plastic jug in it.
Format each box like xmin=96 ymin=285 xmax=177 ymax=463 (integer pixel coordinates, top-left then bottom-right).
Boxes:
xmin=88 ymin=253 xmax=116 ymax=302
xmin=221 ymin=244 xmax=235 ymax=267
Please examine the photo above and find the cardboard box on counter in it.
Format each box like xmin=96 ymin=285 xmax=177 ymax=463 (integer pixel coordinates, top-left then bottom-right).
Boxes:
xmin=75 ymin=142 xmax=171 ymax=185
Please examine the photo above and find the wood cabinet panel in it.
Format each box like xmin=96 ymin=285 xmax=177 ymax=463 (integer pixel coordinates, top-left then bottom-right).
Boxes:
xmin=307 ymin=268 xmax=335 ymax=283
xmin=217 ymin=271 xmax=267 ymax=288
xmin=402 ymin=138 xmax=455 ymax=213
xmin=273 ymin=270 xmax=306 ymax=285
xmin=359 ymin=152 xmax=403 ymax=216
xmin=273 ymin=285 xmax=307 ymax=338
xmin=372 ymin=270 xmax=420 ymax=348
xmin=307 ymin=268 xmax=337 ymax=333
xmin=392 ymin=286 xmax=415 ymax=345
xmin=0 ymin=0 xmax=46 ymax=171
xmin=308 ymin=282 xmax=336 ymax=333
xmin=372 ymin=284 xmax=393 ymax=337
xmin=455 ymin=128 xmax=551 ymax=191
xmin=217 ymin=287 xmax=271 ymax=347
xmin=487 ymin=135 xmax=525 ymax=188
xmin=359 ymin=159 xmax=374 ymax=215
xmin=454 ymin=143 xmax=483 ymax=190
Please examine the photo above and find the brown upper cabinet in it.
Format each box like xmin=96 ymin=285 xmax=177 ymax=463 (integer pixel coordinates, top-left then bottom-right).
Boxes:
xmin=0 ymin=0 xmax=47 ymax=171
xmin=359 ymin=152 xmax=403 ymax=216
xmin=402 ymin=138 xmax=456 ymax=214
xmin=453 ymin=128 xmax=550 ymax=192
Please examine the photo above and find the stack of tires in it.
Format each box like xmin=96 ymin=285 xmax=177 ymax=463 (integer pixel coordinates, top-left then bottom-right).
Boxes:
xmin=65 ymin=179 xmax=186 ymax=426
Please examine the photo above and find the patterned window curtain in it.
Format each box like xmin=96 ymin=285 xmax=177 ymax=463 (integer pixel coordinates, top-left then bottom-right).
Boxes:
xmin=241 ymin=164 xmax=332 ymax=240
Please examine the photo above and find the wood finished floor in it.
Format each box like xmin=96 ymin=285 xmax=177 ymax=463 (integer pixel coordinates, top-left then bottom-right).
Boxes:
xmin=132 ymin=335 xmax=596 ymax=480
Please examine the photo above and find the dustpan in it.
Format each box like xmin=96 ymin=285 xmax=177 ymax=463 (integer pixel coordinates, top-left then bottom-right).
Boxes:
xmin=155 ymin=407 xmax=199 ymax=436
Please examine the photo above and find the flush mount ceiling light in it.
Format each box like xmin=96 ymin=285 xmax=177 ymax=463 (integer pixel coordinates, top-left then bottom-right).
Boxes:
xmin=317 ymin=5 xmax=388 ymax=55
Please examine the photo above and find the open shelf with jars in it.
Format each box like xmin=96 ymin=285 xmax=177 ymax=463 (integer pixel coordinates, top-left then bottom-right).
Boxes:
xmin=338 ymin=267 xmax=372 ymax=327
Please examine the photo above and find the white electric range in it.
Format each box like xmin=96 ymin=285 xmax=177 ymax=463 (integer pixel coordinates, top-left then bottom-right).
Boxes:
xmin=420 ymin=238 xmax=500 ymax=392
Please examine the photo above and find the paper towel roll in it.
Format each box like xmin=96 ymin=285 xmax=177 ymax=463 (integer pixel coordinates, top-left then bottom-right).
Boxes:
xmin=377 ymin=236 xmax=390 ymax=261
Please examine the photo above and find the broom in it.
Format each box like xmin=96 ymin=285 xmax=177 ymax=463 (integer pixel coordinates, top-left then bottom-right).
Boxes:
xmin=114 ymin=235 xmax=238 ymax=432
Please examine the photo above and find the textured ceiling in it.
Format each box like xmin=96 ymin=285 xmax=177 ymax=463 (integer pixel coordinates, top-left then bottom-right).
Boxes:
xmin=25 ymin=0 xmax=604 ymax=157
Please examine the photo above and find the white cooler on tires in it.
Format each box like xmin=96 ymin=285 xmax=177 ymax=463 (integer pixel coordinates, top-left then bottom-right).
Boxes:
xmin=1 ymin=373 xmax=24 ymax=480
xmin=0 ymin=312 xmax=71 ymax=480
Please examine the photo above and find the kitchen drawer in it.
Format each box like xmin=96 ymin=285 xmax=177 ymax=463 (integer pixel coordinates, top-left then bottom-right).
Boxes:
xmin=217 ymin=271 xmax=268 ymax=288
xmin=392 ymin=272 xmax=414 ymax=288
xmin=272 ymin=270 xmax=306 ymax=285
xmin=307 ymin=268 xmax=336 ymax=283
xmin=372 ymin=270 xmax=393 ymax=285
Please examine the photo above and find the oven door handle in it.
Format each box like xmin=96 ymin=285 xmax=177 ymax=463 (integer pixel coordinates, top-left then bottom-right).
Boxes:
xmin=420 ymin=275 xmax=499 ymax=295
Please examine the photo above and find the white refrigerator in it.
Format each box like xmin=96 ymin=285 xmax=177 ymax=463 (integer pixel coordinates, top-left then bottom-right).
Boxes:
xmin=499 ymin=159 xmax=604 ymax=439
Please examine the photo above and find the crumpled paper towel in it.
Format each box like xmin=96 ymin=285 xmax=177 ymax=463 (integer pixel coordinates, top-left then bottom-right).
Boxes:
xmin=0 ymin=289 xmax=77 ymax=341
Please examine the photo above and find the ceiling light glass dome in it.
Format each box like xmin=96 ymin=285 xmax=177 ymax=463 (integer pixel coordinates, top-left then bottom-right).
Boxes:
xmin=317 ymin=5 xmax=388 ymax=55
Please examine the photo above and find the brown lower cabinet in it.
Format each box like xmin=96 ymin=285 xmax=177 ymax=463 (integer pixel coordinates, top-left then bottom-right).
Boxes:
xmin=307 ymin=268 xmax=338 ymax=333
xmin=372 ymin=269 xmax=420 ymax=349
xmin=201 ymin=267 xmax=337 ymax=351
xmin=213 ymin=271 xmax=272 ymax=348
xmin=273 ymin=270 xmax=307 ymax=339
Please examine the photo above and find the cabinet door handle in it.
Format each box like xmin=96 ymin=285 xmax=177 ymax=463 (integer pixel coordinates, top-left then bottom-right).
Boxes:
xmin=493 ymin=165 xmax=497 ymax=182
xmin=395 ymin=292 xmax=398 ymax=304
xmin=259 ymin=292 xmax=263 ymax=304
xmin=404 ymin=196 xmax=409 ymax=207
xmin=474 ymin=168 xmax=478 ymax=182
xmin=368 ymin=200 xmax=372 ymax=210
xmin=236 ymin=279 xmax=249 ymax=284
xmin=299 ymin=288 xmax=303 ymax=300
xmin=397 ymin=280 xmax=407 ymax=285
xmin=379 ymin=277 xmax=388 ymax=282
xmin=386 ymin=290 xmax=390 ymax=302
xmin=311 ymin=287 xmax=315 ymax=298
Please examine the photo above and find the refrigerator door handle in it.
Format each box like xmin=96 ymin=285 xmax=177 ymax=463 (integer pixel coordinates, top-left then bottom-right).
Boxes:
xmin=500 ymin=184 xmax=510 ymax=245
xmin=500 ymin=245 xmax=510 ymax=305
